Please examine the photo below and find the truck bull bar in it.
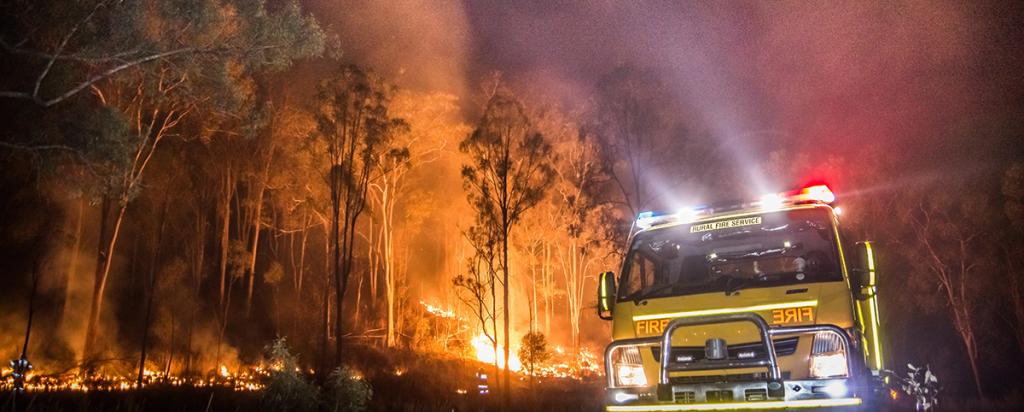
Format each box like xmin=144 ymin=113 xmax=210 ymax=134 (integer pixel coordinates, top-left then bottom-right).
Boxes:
xmin=604 ymin=313 xmax=855 ymax=390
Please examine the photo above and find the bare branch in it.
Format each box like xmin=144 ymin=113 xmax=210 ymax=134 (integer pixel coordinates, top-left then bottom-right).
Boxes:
xmin=2 ymin=47 xmax=201 ymax=107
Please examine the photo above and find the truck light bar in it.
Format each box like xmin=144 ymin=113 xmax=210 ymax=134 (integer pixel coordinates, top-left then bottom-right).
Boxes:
xmin=635 ymin=208 xmax=701 ymax=230
xmin=784 ymin=184 xmax=836 ymax=204
xmin=605 ymin=397 xmax=862 ymax=411
xmin=635 ymin=185 xmax=836 ymax=230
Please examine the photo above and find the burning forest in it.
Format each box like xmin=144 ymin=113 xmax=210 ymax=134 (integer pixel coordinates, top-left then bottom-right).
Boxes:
xmin=1 ymin=0 xmax=1024 ymax=411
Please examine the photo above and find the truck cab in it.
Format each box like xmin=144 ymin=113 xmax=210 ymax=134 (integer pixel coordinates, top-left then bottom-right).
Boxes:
xmin=598 ymin=185 xmax=886 ymax=410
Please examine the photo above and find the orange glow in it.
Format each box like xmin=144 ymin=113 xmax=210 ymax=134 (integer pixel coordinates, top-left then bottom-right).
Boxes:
xmin=0 ymin=365 xmax=268 ymax=392
xmin=471 ymin=333 xmax=521 ymax=371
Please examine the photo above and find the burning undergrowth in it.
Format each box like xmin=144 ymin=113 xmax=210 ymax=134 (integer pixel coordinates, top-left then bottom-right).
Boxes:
xmin=2 ymin=300 xmax=601 ymax=395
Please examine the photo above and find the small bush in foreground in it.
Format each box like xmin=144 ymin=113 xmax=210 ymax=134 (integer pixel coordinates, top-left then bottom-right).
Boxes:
xmin=324 ymin=366 xmax=373 ymax=412
xmin=261 ymin=337 xmax=319 ymax=412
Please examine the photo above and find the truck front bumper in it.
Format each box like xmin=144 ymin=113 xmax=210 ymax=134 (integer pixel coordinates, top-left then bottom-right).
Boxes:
xmin=604 ymin=313 xmax=863 ymax=411
xmin=605 ymin=378 xmax=862 ymax=410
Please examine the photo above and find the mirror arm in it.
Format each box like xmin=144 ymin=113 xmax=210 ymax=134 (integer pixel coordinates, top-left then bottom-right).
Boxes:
xmin=849 ymin=268 xmax=874 ymax=300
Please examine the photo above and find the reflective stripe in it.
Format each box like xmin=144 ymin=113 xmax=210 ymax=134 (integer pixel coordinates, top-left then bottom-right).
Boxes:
xmin=601 ymin=274 xmax=609 ymax=311
xmin=632 ymin=300 xmax=818 ymax=322
xmin=606 ymin=397 xmax=862 ymax=411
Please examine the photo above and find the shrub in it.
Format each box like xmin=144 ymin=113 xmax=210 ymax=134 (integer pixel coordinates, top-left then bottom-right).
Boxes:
xmin=260 ymin=337 xmax=319 ymax=412
xmin=324 ymin=366 xmax=373 ymax=412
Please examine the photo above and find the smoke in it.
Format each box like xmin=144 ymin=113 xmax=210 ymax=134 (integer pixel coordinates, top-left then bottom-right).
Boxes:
xmin=5 ymin=1 xmax=1020 ymax=377
xmin=336 ymin=0 xmax=1022 ymax=350
xmin=308 ymin=0 xmax=472 ymax=100
xmin=462 ymin=1 xmax=1023 ymax=181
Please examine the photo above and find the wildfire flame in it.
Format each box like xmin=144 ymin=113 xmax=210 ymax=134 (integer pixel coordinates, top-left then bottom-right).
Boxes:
xmin=420 ymin=300 xmax=460 ymax=320
xmin=0 ymin=364 xmax=268 ymax=393
xmin=471 ymin=333 xmax=521 ymax=372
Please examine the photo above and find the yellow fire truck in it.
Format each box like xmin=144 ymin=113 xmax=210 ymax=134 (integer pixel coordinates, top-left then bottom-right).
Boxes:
xmin=598 ymin=185 xmax=886 ymax=410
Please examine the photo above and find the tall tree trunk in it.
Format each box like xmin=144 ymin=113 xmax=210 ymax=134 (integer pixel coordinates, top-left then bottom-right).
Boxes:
xmin=956 ymin=309 xmax=983 ymax=398
xmin=219 ymin=167 xmax=233 ymax=309
xmin=501 ymin=227 xmax=511 ymax=406
xmin=82 ymin=197 xmax=109 ymax=366
xmin=293 ymin=218 xmax=309 ymax=342
xmin=215 ymin=275 xmax=236 ymax=369
xmin=369 ymin=219 xmax=378 ymax=308
xmin=530 ymin=252 xmax=537 ymax=332
xmin=166 ymin=312 xmax=175 ymax=378
xmin=21 ymin=258 xmax=40 ymax=360
xmin=491 ymin=263 xmax=500 ymax=392
xmin=1003 ymin=246 xmax=1024 ymax=352
xmin=297 ymin=213 xmax=309 ymax=296
xmin=61 ymin=198 xmax=85 ymax=328
xmin=138 ymin=202 xmax=167 ymax=387
xmin=245 ymin=197 xmax=263 ymax=317
xmin=245 ymin=161 xmax=271 ymax=318
xmin=83 ymin=196 xmax=128 ymax=366
xmin=331 ymin=193 xmax=342 ymax=367
xmin=543 ymin=242 xmax=551 ymax=337
xmin=335 ymin=211 xmax=358 ymax=366
xmin=354 ymin=270 xmax=363 ymax=332
xmin=384 ymin=185 xmax=396 ymax=348
xmin=186 ymin=306 xmax=195 ymax=377
xmin=319 ymin=226 xmax=332 ymax=375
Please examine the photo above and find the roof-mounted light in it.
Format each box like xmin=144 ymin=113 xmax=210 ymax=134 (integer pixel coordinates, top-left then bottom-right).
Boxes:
xmin=634 ymin=185 xmax=837 ymax=231
xmin=636 ymin=208 xmax=701 ymax=230
xmin=760 ymin=184 xmax=836 ymax=208
xmin=796 ymin=184 xmax=836 ymax=204
xmin=759 ymin=193 xmax=786 ymax=210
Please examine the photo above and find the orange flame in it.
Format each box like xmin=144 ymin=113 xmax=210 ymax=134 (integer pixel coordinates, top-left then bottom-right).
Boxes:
xmin=471 ymin=333 xmax=521 ymax=371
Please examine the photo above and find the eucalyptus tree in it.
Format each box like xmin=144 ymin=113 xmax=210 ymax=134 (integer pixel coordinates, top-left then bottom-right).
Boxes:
xmin=460 ymin=93 xmax=555 ymax=403
xmin=371 ymin=91 xmax=462 ymax=347
xmin=313 ymin=65 xmax=404 ymax=367
xmin=898 ymin=182 xmax=998 ymax=398
xmin=0 ymin=0 xmax=325 ymax=367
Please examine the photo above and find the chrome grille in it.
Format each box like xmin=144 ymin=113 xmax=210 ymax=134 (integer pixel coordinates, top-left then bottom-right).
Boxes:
xmin=652 ymin=336 xmax=800 ymax=362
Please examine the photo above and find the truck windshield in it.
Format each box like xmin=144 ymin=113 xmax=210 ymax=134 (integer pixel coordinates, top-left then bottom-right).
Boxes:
xmin=618 ymin=208 xmax=842 ymax=302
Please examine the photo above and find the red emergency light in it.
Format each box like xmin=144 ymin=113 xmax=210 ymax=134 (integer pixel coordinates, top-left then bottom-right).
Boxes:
xmin=789 ymin=184 xmax=836 ymax=204
xmin=759 ymin=184 xmax=836 ymax=209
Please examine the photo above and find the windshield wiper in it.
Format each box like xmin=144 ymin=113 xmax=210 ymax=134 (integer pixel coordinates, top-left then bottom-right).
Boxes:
xmin=628 ymin=282 xmax=679 ymax=304
xmin=710 ymin=246 xmax=788 ymax=262
xmin=716 ymin=274 xmax=754 ymax=296
xmin=719 ymin=270 xmax=811 ymax=295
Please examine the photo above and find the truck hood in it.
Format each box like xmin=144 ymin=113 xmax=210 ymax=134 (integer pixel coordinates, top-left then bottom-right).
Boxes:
xmin=614 ymin=282 xmax=835 ymax=346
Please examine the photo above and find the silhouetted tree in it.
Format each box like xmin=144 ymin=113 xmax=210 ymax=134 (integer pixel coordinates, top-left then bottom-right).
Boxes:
xmin=314 ymin=65 xmax=402 ymax=368
xmin=898 ymin=183 xmax=998 ymax=398
xmin=460 ymin=93 xmax=555 ymax=404
xmin=1002 ymin=163 xmax=1024 ymax=351
xmin=518 ymin=331 xmax=549 ymax=388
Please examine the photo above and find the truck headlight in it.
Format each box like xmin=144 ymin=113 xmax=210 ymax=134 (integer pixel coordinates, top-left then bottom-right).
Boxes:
xmin=809 ymin=351 xmax=848 ymax=378
xmin=615 ymin=364 xmax=647 ymax=387
xmin=809 ymin=332 xmax=849 ymax=378
xmin=611 ymin=346 xmax=648 ymax=387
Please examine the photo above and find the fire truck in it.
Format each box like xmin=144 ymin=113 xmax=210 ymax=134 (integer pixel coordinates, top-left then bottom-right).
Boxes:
xmin=598 ymin=185 xmax=887 ymax=410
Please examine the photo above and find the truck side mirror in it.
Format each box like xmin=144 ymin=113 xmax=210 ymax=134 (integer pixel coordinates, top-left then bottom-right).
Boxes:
xmin=852 ymin=241 xmax=878 ymax=299
xmin=598 ymin=271 xmax=616 ymax=320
